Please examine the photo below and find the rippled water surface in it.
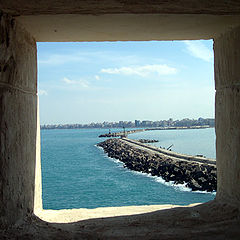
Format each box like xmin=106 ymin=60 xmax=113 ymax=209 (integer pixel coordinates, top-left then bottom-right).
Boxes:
xmin=41 ymin=128 xmax=215 ymax=210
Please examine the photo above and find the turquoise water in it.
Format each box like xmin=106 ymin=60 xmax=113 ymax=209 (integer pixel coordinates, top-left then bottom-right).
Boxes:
xmin=41 ymin=128 xmax=215 ymax=210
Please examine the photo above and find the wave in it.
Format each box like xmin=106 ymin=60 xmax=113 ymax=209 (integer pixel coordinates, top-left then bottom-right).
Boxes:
xmin=154 ymin=177 xmax=216 ymax=194
xmin=128 ymin=170 xmax=192 ymax=192
xmin=105 ymin=156 xmax=123 ymax=165
xmin=95 ymin=144 xmax=124 ymax=166
xmin=131 ymin=170 xmax=216 ymax=195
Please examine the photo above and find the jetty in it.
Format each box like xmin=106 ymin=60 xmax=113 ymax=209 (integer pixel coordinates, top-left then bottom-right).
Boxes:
xmin=99 ymin=129 xmax=145 ymax=138
xmin=123 ymin=138 xmax=216 ymax=166
xmin=98 ymin=138 xmax=216 ymax=192
xmin=99 ymin=125 xmax=212 ymax=138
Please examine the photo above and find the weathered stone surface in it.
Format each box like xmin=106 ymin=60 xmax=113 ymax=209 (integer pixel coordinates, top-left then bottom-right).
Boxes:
xmin=98 ymin=139 xmax=217 ymax=192
xmin=0 ymin=1 xmax=240 ymax=238
xmin=0 ymin=12 xmax=37 ymax=227
xmin=17 ymin=14 xmax=240 ymax=42
xmin=1 ymin=0 xmax=240 ymax=16
xmin=1 ymin=200 xmax=240 ymax=239
xmin=214 ymin=26 xmax=240 ymax=204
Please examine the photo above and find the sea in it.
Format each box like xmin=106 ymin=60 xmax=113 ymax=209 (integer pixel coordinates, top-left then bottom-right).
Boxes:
xmin=41 ymin=127 xmax=216 ymax=210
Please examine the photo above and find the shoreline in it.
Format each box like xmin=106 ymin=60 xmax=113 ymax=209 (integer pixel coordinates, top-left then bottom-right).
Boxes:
xmin=40 ymin=125 xmax=214 ymax=131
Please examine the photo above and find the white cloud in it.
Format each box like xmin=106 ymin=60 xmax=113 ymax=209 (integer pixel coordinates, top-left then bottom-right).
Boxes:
xmin=38 ymin=51 xmax=115 ymax=66
xmin=63 ymin=77 xmax=89 ymax=88
xmin=184 ymin=40 xmax=213 ymax=62
xmin=95 ymin=75 xmax=100 ymax=80
xmin=38 ymin=50 xmax=163 ymax=67
xmin=38 ymin=89 xmax=48 ymax=96
xmin=39 ymin=54 xmax=87 ymax=65
xmin=100 ymin=64 xmax=177 ymax=77
xmin=63 ymin=77 xmax=75 ymax=84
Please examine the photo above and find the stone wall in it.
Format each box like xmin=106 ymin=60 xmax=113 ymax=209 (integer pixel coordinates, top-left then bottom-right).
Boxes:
xmin=0 ymin=12 xmax=37 ymax=226
xmin=2 ymin=0 xmax=240 ymax=15
xmin=0 ymin=2 xmax=239 ymax=237
xmin=34 ymin=98 xmax=42 ymax=213
xmin=214 ymin=26 xmax=240 ymax=204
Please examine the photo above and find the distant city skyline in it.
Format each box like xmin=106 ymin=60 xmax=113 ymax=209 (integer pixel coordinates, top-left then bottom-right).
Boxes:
xmin=38 ymin=40 xmax=214 ymax=124
xmin=41 ymin=117 xmax=215 ymax=129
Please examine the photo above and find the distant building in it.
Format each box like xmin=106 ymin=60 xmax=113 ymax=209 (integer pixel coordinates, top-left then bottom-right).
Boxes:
xmin=142 ymin=120 xmax=153 ymax=127
xmin=135 ymin=120 xmax=141 ymax=127
xmin=118 ymin=121 xmax=124 ymax=126
xmin=40 ymin=117 xmax=215 ymax=130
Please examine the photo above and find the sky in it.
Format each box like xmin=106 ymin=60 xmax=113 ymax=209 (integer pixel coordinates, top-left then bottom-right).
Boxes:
xmin=37 ymin=40 xmax=214 ymax=125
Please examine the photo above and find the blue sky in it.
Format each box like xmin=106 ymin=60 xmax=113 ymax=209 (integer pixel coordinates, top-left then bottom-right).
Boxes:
xmin=37 ymin=40 xmax=214 ymax=124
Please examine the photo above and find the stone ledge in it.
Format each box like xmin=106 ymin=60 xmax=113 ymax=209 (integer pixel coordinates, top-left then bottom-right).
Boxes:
xmin=35 ymin=204 xmax=200 ymax=223
xmin=2 ymin=200 xmax=240 ymax=239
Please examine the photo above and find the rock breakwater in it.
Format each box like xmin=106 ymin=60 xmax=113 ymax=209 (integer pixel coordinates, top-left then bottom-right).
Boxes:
xmin=98 ymin=138 xmax=217 ymax=192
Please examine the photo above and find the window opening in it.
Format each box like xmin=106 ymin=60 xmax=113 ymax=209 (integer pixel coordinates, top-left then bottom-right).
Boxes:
xmin=37 ymin=40 xmax=215 ymax=210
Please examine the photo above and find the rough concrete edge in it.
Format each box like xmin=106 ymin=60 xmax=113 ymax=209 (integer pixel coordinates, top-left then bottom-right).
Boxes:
xmin=34 ymin=96 xmax=43 ymax=214
xmin=35 ymin=203 xmax=202 ymax=224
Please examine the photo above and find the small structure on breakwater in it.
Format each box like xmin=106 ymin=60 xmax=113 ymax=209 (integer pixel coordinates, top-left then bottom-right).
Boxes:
xmin=97 ymin=138 xmax=216 ymax=192
xmin=99 ymin=129 xmax=145 ymax=138
xmin=137 ymin=139 xmax=159 ymax=143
